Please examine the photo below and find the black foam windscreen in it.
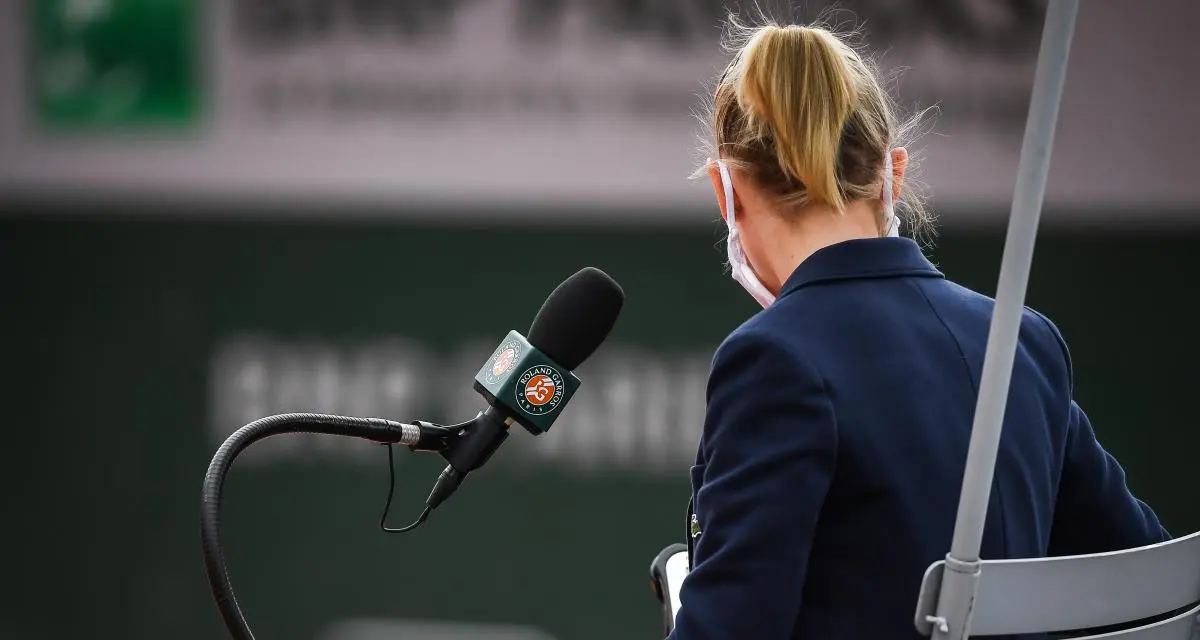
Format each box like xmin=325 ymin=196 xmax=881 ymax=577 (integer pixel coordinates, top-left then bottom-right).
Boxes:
xmin=527 ymin=267 xmax=625 ymax=371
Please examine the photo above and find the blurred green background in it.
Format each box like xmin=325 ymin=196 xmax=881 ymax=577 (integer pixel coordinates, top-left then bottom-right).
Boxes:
xmin=1 ymin=211 xmax=1196 ymax=640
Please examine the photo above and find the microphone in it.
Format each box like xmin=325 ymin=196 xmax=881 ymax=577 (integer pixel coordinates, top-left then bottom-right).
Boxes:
xmin=201 ymin=266 xmax=623 ymax=640
xmin=417 ymin=267 xmax=625 ymax=514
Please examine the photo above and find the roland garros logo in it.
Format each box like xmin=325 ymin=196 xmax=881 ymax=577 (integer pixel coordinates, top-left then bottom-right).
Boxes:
xmin=515 ymin=365 xmax=565 ymax=415
xmin=484 ymin=340 xmax=522 ymax=385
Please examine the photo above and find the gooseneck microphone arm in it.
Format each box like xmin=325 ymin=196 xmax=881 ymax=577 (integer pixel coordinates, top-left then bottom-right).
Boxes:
xmin=200 ymin=413 xmax=459 ymax=640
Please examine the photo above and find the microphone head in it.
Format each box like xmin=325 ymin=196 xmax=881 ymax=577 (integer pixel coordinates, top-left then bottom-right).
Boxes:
xmin=526 ymin=267 xmax=624 ymax=370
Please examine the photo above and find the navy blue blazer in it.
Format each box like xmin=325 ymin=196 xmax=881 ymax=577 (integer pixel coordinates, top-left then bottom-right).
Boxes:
xmin=669 ymin=237 xmax=1168 ymax=640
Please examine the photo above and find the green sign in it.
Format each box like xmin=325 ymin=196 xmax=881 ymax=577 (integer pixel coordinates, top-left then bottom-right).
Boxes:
xmin=29 ymin=0 xmax=201 ymax=130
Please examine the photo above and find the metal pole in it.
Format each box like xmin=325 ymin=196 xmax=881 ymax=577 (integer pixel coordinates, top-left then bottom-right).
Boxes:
xmin=930 ymin=2 xmax=1079 ymax=638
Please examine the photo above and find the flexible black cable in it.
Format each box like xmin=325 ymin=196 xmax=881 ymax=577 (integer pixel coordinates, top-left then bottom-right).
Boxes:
xmin=201 ymin=413 xmax=414 ymax=640
xmin=379 ymin=444 xmax=432 ymax=534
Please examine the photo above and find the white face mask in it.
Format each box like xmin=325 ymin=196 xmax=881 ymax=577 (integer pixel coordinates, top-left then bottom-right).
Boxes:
xmin=718 ymin=153 xmax=900 ymax=309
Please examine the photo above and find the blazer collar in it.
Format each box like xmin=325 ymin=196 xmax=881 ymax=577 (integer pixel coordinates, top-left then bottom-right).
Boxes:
xmin=778 ymin=237 xmax=943 ymax=298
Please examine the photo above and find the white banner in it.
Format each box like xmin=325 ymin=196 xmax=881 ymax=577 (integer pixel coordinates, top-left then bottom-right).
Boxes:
xmin=1 ymin=0 xmax=1197 ymax=219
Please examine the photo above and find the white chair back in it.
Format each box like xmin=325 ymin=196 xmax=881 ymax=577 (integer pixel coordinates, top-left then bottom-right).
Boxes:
xmin=914 ymin=532 xmax=1200 ymax=638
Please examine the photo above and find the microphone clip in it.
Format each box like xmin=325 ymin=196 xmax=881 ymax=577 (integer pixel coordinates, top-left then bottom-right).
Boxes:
xmin=405 ymin=408 xmax=511 ymax=474
xmin=439 ymin=408 xmax=511 ymax=474
xmin=409 ymin=409 xmax=511 ymax=514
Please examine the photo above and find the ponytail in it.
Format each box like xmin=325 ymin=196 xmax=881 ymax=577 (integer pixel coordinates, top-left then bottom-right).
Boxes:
xmin=736 ymin=26 xmax=856 ymax=211
xmin=701 ymin=16 xmax=934 ymax=242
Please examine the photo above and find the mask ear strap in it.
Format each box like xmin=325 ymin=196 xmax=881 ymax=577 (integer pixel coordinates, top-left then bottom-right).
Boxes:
xmin=881 ymin=151 xmax=901 ymax=237
xmin=717 ymin=160 xmax=736 ymax=226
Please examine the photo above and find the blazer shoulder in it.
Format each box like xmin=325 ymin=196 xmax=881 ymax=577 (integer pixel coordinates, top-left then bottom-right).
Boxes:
xmin=1023 ymin=306 xmax=1067 ymax=350
xmin=940 ymin=277 xmax=1072 ymax=388
xmin=703 ymin=320 xmax=834 ymax=454
xmin=1021 ymin=305 xmax=1074 ymax=390
xmin=709 ymin=319 xmax=823 ymax=390
xmin=715 ymin=311 xmax=801 ymax=360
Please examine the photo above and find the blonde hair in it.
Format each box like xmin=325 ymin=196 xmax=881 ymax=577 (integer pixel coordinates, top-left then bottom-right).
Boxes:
xmin=699 ymin=14 xmax=934 ymax=241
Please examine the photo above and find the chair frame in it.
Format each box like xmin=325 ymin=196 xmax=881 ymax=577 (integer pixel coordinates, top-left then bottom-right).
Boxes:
xmin=914 ymin=2 xmax=1199 ymax=638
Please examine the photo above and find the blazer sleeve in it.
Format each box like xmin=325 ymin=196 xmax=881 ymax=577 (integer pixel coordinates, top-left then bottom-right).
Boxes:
xmin=1029 ymin=312 xmax=1170 ymax=555
xmin=1048 ymin=400 xmax=1170 ymax=555
xmin=668 ymin=330 xmax=837 ymax=640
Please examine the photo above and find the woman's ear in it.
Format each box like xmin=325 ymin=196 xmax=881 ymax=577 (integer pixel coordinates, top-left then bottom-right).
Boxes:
xmin=708 ymin=162 xmax=728 ymax=222
xmin=890 ymin=147 xmax=909 ymax=203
